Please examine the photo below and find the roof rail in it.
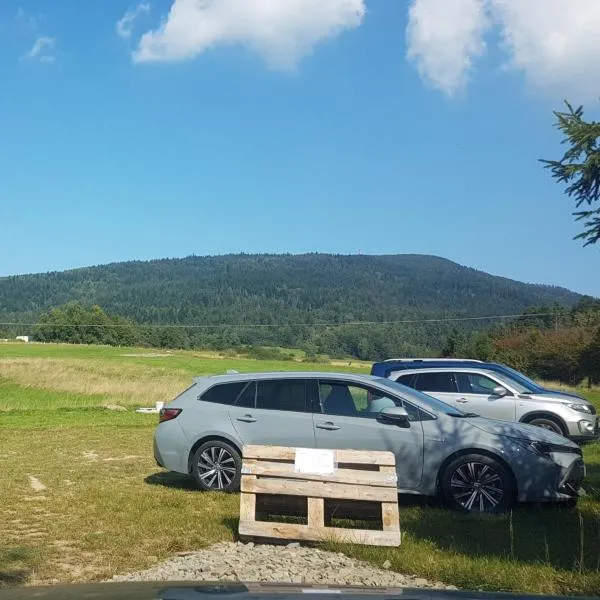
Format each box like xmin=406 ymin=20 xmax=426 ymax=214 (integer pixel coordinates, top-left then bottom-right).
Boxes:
xmin=381 ymin=358 xmax=483 ymax=363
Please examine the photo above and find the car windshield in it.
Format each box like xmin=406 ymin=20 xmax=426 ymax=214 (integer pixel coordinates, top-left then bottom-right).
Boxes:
xmin=491 ymin=370 xmax=538 ymax=394
xmin=497 ymin=365 xmax=544 ymax=392
xmin=372 ymin=377 xmax=465 ymax=416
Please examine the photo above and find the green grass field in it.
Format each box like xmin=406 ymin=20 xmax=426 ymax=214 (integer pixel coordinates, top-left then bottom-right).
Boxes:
xmin=1 ymin=341 xmax=599 ymax=595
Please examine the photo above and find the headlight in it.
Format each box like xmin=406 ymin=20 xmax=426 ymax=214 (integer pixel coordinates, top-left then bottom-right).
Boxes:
xmin=567 ymin=403 xmax=593 ymax=414
xmin=512 ymin=439 xmax=582 ymax=460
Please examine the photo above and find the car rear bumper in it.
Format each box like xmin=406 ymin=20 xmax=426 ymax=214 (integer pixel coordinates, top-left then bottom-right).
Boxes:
xmin=153 ymin=422 xmax=188 ymax=473
xmin=153 ymin=437 xmax=165 ymax=468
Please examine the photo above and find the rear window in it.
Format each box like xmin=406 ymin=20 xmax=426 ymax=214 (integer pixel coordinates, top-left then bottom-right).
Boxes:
xmin=199 ymin=382 xmax=248 ymax=405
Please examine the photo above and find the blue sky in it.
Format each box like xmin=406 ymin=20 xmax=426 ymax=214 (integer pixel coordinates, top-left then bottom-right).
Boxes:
xmin=1 ymin=0 xmax=599 ymax=297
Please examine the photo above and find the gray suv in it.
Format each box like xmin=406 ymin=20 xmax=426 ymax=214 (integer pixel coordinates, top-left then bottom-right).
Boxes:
xmin=388 ymin=367 xmax=598 ymax=442
xmin=154 ymin=371 xmax=585 ymax=513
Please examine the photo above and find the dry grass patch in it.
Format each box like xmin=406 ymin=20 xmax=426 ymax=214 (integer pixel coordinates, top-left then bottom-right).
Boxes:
xmin=0 ymin=359 xmax=189 ymax=407
xmin=0 ymin=420 xmax=238 ymax=585
xmin=1 ymin=345 xmax=600 ymax=594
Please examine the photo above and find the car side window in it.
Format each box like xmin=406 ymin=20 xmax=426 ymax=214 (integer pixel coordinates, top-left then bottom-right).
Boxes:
xmin=235 ymin=381 xmax=256 ymax=408
xmin=401 ymin=400 xmax=423 ymax=421
xmin=200 ymin=382 xmax=248 ymax=405
xmin=414 ymin=372 xmax=456 ymax=393
xmin=456 ymin=373 xmax=500 ymax=395
xmin=254 ymin=379 xmax=309 ymax=412
xmin=319 ymin=381 xmax=398 ymax=419
xmin=395 ymin=374 xmax=416 ymax=388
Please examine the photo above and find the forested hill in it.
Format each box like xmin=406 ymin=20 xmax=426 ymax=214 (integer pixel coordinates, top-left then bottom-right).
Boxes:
xmin=0 ymin=254 xmax=582 ymax=357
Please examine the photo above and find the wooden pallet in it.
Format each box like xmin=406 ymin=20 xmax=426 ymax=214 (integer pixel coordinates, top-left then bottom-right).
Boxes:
xmin=238 ymin=445 xmax=400 ymax=547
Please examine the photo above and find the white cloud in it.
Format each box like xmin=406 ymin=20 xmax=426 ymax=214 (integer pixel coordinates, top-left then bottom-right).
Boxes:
xmin=406 ymin=0 xmax=489 ymax=97
xmin=133 ymin=0 xmax=366 ymax=70
xmin=22 ymin=36 xmax=56 ymax=62
xmin=117 ymin=2 xmax=150 ymax=39
xmin=491 ymin=0 xmax=600 ymax=100
xmin=406 ymin=0 xmax=600 ymax=101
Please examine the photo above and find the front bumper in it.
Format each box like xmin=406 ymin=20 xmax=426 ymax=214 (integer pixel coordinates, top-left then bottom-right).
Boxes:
xmin=515 ymin=452 xmax=585 ymax=503
xmin=565 ymin=415 xmax=600 ymax=441
xmin=558 ymin=458 xmax=586 ymax=497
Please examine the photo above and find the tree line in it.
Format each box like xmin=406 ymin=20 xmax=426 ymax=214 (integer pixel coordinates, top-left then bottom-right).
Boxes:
xmin=5 ymin=294 xmax=595 ymax=388
xmin=441 ymin=297 xmax=600 ymax=386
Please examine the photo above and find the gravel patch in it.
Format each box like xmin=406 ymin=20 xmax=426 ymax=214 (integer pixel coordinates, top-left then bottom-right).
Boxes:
xmin=111 ymin=541 xmax=455 ymax=589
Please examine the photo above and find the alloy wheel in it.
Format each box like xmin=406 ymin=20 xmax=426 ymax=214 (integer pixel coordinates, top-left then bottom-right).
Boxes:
xmin=450 ymin=461 xmax=504 ymax=512
xmin=196 ymin=445 xmax=237 ymax=490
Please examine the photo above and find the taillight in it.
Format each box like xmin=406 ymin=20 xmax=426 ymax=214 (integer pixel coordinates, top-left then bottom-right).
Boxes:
xmin=159 ymin=408 xmax=182 ymax=423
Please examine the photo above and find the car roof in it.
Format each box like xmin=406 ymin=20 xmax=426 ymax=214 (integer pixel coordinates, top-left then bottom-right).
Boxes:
xmin=193 ymin=371 xmax=378 ymax=384
xmin=371 ymin=358 xmax=505 ymax=376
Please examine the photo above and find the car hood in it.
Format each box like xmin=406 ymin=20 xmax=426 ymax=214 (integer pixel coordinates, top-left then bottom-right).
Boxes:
xmin=467 ymin=417 xmax=578 ymax=446
xmin=0 ymin=582 xmax=593 ymax=600
xmin=518 ymin=391 xmax=592 ymax=406
xmin=539 ymin=389 xmax=587 ymax=401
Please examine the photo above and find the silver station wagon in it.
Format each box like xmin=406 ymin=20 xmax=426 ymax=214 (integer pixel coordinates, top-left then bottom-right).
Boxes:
xmin=153 ymin=372 xmax=585 ymax=513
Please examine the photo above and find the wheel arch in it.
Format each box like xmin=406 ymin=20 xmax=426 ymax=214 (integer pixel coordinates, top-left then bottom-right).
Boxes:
xmin=187 ymin=434 xmax=243 ymax=474
xmin=519 ymin=411 xmax=568 ymax=436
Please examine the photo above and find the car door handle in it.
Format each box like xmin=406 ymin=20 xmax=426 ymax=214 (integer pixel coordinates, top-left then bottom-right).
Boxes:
xmin=456 ymin=398 xmax=469 ymax=403
xmin=236 ymin=415 xmax=257 ymax=423
xmin=316 ymin=422 xmax=340 ymax=431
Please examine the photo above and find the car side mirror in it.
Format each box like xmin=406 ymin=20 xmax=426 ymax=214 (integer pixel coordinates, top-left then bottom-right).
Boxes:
xmin=493 ymin=386 xmax=509 ymax=397
xmin=379 ymin=406 xmax=410 ymax=428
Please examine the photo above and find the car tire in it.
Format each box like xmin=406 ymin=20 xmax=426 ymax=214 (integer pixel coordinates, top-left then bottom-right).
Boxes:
xmin=192 ymin=440 xmax=241 ymax=492
xmin=527 ymin=417 xmax=565 ymax=436
xmin=441 ymin=454 xmax=515 ymax=514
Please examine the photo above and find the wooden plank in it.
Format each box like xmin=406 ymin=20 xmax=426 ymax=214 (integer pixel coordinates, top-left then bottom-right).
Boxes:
xmin=241 ymin=460 xmax=397 ymax=487
xmin=307 ymin=497 xmax=324 ymax=528
xmin=238 ymin=519 xmax=401 ymax=547
xmin=381 ymin=502 xmax=400 ymax=533
xmin=239 ymin=458 xmax=257 ymax=524
xmin=239 ymin=491 xmax=256 ymax=523
xmin=241 ymin=476 xmax=397 ymax=502
xmin=242 ymin=445 xmax=395 ymax=466
xmin=379 ymin=466 xmax=400 ymax=534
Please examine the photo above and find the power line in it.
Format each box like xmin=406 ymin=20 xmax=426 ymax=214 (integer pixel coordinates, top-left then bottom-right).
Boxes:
xmin=0 ymin=312 xmax=558 ymax=330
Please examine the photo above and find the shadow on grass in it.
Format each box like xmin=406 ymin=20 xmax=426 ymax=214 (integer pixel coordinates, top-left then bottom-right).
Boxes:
xmin=401 ymin=502 xmax=600 ymax=572
xmin=223 ymin=490 xmax=600 ymax=573
xmin=222 ymin=516 xmax=240 ymax=539
xmin=144 ymin=471 xmax=199 ymax=491
xmin=0 ymin=547 xmax=37 ymax=587
xmin=583 ymin=461 xmax=600 ymax=499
